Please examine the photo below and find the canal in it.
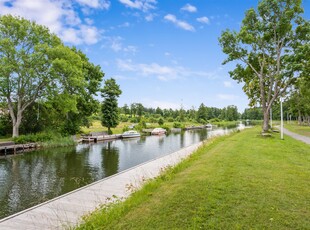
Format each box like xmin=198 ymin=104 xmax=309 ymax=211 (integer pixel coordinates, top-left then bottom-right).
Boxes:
xmin=0 ymin=126 xmax=240 ymax=219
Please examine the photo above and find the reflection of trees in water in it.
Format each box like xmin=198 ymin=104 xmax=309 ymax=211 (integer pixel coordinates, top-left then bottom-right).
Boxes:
xmin=199 ymin=129 xmax=208 ymax=141
xmin=180 ymin=131 xmax=185 ymax=148
xmin=102 ymin=142 xmax=119 ymax=177
xmin=158 ymin=135 xmax=165 ymax=146
xmin=0 ymin=146 xmax=98 ymax=219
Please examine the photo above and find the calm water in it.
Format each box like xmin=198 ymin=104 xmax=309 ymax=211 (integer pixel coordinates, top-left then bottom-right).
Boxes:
xmin=0 ymin=126 xmax=241 ymax=219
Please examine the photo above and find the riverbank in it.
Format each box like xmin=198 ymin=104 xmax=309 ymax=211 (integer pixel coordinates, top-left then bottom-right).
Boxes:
xmin=76 ymin=127 xmax=310 ymax=229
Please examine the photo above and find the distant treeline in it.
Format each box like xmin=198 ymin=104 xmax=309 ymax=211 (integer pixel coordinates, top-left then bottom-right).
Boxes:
xmin=115 ymin=103 xmax=240 ymax=124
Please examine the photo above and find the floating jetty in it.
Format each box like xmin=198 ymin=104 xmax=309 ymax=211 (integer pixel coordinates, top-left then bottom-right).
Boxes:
xmin=0 ymin=142 xmax=37 ymax=156
xmin=184 ymin=125 xmax=206 ymax=130
xmin=82 ymin=132 xmax=122 ymax=143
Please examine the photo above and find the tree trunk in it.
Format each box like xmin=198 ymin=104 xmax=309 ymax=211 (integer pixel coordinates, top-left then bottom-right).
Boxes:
xmin=262 ymin=108 xmax=270 ymax=132
xmin=12 ymin=111 xmax=22 ymax=137
xmin=12 ymin=124 xmax=19 ymax=137
xmin=298 ymin=110 xmax=302 ymax=125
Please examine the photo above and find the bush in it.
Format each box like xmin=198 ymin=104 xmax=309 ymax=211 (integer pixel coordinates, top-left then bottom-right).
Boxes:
xmin=158 ymin=117 xmax=164 ymax=126
xmin=120 ymin=115 xmax=129 ymax=122
xmin=167 ymin=117 xmax=174 ymax=122
xmin=173 ymin=122 xmax=183 ymax=128
xmin=13 ymin=132 xmax=60 ymax=144
xmin=210 ymin=118 xmax=221 ymax=123
xmin=161 ymin=124 xmax=170 ymax=132
xmin=122 ymin=126 xmax=129 ymax=132
xmin=130 ymin=117 xmax=139 ymax=123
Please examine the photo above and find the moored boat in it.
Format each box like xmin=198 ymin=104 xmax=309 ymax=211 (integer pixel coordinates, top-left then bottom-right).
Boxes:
xmin=151 ymin=128 xmax=166 ymax=135
xmin=122 ymin=130 xmax=141 ymax=138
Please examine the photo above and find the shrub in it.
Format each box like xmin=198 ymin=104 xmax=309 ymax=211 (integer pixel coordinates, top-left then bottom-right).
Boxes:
xmin=13 ymin=132 xmax=57 ymax=144
xmin=210 ymin=118 xmax=221 ymax=123
xmin=158 ymin=117 xmax=164 ymax=126
xmin=122 ymin=126 xmax=129 ymax=132
xmin=173 ymin=122 xmax=183 ymax=128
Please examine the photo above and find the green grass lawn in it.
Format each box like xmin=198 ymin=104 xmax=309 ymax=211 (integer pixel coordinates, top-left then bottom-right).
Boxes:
xmin=285 ymin=122 xmax=310 ymax=137
xmin=76 ymin=127 xmax=310 ymax=229
xmin=81 ymin=120 xmax=131 ymax=134
xmin=81 ymin=120 xmax=205 ymax=134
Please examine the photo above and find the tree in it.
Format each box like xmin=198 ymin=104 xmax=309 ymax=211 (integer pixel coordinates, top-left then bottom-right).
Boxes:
xmin=59 ymin=48 xmax=104 ymax=134
xmin=122 ymin=104 xmax=130 ymax=115
xmin=101 ymin=78 xmax=122 ymax=134
xmin=219 ymin=0 xmax=309 ymax=132
xmin=136 ymin=103 xmax=144 ymax=117
xmin=196 ymin=103 xmax=207 ymax=123
xmin=226 ymin=105 xmax=239 ymax=121
xmin=0 ymin=15 xmax=103 ymax=137
xmin=0 ymin=15 xmax=62 ymax=137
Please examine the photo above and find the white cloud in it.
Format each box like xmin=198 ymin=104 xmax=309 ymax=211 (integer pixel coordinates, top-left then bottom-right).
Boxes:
xmin=223 ymin=81 xmax=233 ymax=88
xmin=116 ymin=59 xmax=218 ymax=81
xmin=85 ymin=18 xmax=94 ymax=25
xmin=119 ymin=0 xmax=157 ymax=12
xmin=75 ymin=0 xmax=110 ymax=9
xmin=145 ymin=13 xmax=156 ymax=21
xmin=164 ymin=14 xmax=195 ymax=32
xmin=197 ymin=16 xmax=210 ymax=24
xmin=0 ymin=0 xmax=105 ymax=45
xmin=217 ymin=94 xmax=239 ymax=101
xmin=124 ymin=45 xmax=138 ymax=54
xmin=181 ymin=3 xmax=197 ymax=13
xmin=119 ymin=22 xmax=130 ymax=27
xmin=103 ymin=37 xmax=137 ymax=54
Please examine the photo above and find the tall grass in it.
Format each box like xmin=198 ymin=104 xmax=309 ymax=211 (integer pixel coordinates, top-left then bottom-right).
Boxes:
xmin=13 ymin=132 xmax=75 ymax=148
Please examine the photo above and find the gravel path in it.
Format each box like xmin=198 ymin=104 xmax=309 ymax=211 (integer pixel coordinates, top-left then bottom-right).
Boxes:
xmin=282 ymin=127 xmax=310 ymax=145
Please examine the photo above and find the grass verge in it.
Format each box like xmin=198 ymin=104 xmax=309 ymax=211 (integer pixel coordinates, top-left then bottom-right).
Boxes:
xmin=285 ymin=123 xmax=310 ymax=137
xmin=76 ymin=127 xmax=310 ymax=229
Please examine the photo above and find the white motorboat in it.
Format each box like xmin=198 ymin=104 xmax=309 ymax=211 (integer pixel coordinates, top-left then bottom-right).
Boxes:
xmin=122 ymin=130 xmax=141 ymax=138
xmin=151 ymin=128 xmax=166 ymax=135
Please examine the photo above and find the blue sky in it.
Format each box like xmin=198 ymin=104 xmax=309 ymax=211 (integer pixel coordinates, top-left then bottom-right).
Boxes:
xmin=0 ymin=0 xmax=309 ymax=112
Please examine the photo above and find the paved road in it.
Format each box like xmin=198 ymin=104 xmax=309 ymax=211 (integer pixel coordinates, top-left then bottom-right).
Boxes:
xmin=282 ymin=127 xmax=310 ymax=144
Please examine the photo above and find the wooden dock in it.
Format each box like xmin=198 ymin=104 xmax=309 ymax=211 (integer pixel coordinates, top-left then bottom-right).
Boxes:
xmin=0 ymin=142 xmax=37 ymax=156
xmin=184 ymin=125 xmax=205 ymax=130
xmin=82 ymin=134 xmax=122 ymax=143
xmin=0 ymin=142 xmax=203 ymax=229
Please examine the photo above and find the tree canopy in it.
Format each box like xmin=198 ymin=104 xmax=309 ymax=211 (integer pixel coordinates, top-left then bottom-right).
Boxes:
xmin=101 ymin=78 xmax=122 ymax=134
xmin=219 ymin=0 xmax=310 ymax=132
xmin=0 ymin=15 xmax=104 ymax=137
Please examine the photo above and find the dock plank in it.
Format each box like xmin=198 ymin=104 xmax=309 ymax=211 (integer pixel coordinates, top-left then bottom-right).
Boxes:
xmin=0 ymin=142 xmax=202 ymax=229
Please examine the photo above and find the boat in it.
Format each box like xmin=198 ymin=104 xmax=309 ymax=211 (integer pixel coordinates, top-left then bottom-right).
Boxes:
xmin=122 ymin=130 xmax=141 ymax=138
xmin=205 ymin=123 xmax=213 ymax=129
xmin=151 ymin=128 xmax=166 ymax=135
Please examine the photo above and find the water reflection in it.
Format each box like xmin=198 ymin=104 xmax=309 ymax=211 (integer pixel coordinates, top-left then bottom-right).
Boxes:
xmin=0 ymin=126 xmax=240 ymax=219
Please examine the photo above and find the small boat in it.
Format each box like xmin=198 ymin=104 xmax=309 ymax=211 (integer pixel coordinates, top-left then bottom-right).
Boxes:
xmin=206 ymin=123 xmax=213 ymax=129
xmin=122 ymin=130 xmax=141 ymax=138
xmin=151 ymin=128 xmax=166 ymax=135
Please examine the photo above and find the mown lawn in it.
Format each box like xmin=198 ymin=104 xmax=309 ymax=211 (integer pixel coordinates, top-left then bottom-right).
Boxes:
xmin=76 ymin=127 xmax=310 ymax=229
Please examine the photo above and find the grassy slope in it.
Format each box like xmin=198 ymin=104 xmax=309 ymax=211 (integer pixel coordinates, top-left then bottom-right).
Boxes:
xmin=77 ymin=127 xmax=310 ymax=229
